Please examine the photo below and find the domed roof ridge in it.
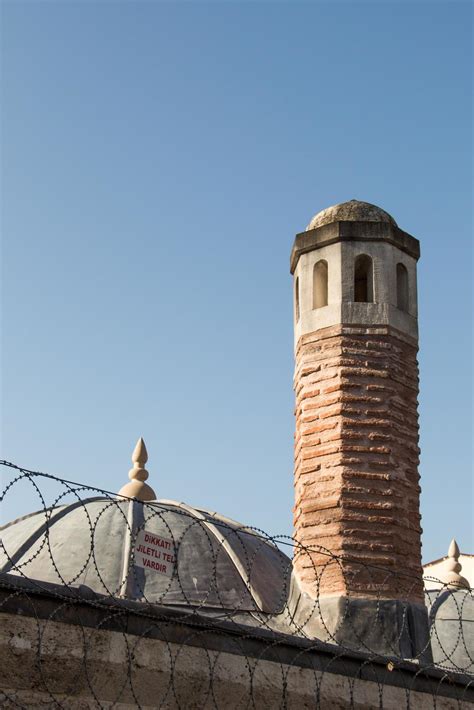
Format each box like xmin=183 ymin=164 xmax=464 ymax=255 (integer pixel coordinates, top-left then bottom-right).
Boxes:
xmin=306 ymin=199 xmax=397 ymax=231
xmin=0 ymin=496 xmax=106 ymax=575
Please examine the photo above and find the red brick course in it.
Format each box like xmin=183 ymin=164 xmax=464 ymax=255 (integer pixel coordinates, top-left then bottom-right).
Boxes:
xmin=293 ymin=324 xmax=424 ymax=603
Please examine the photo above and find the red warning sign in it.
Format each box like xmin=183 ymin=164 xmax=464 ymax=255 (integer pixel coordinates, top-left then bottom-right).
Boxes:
xmin=134 ymin=529 xmax=176 ymax=576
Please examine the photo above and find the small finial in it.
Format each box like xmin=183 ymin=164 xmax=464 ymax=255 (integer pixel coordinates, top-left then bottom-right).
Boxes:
xmin=448 ymin=538 xmax=459 ymax=560
xmin=117 ymin=437 xmax=156 ymax=501
xmin=441 ymin=538 xmax=469 ymax=589
xmin=129 ymin=437 xmax=149 ymax=482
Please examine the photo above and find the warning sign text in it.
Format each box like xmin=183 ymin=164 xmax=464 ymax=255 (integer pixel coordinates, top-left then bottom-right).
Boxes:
xmin=134 ymin=529 xmax=175 ymax=576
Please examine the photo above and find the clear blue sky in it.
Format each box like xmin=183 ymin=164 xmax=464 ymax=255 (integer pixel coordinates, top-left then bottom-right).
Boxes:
xmin=1 ymin=1 xmax=472 ymax=563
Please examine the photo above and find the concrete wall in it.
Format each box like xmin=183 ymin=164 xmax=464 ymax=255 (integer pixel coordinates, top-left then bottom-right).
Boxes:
xmin=0 ymin=612 xmax=470 ymax=709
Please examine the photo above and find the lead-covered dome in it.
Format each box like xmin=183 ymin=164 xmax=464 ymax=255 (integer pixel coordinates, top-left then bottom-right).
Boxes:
xmin=0 ymin=496 xmax=291 ymax=614
xmin=306 ymin=199 xmax=397 ymax=231
xmin=0 ymin=439 xmax=291 ymax=614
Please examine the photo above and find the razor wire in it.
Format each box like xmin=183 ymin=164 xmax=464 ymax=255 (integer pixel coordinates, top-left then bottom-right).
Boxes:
xmin=0 ymin=460 xmax=472 ymax=709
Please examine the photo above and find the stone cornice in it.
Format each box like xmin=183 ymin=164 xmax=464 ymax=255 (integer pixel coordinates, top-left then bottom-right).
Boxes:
xmin=290 ymin=221 xmax=420 ymax=274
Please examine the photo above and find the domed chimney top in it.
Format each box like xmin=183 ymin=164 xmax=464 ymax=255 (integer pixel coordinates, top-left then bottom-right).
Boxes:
xmin=306 ymin=199 xmax=397 ymax=231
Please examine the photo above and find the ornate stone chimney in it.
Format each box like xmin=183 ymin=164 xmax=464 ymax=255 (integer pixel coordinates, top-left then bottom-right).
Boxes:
xmin=291 ymin=200 xmax=424 ymax=606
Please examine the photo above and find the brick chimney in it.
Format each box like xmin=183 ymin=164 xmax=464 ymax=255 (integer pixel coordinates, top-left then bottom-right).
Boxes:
xmin=291 ymin=200 xmax=424 ymax=605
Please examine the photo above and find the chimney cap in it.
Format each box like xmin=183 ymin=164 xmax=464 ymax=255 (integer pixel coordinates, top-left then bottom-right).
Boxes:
xmin=306 ymin=199 xmax=397 ymax=232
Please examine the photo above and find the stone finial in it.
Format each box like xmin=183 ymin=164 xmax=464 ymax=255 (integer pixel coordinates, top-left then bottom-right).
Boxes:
xmin=117 ymin=438 xmax=156 ymax=501
xmin=441 ymin=539 xmax=470 ymax=589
